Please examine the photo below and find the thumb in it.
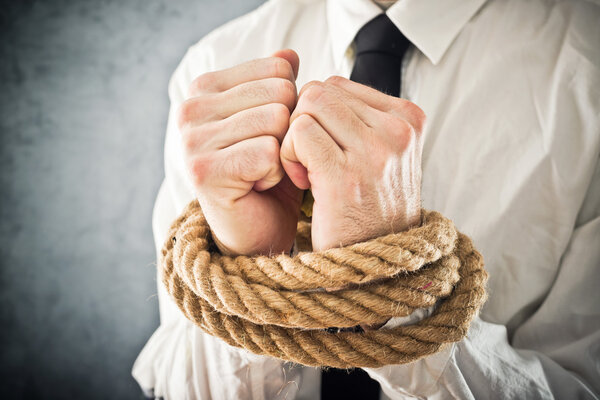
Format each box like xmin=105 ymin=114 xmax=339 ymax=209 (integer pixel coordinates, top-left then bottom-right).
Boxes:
xmin=280 ymin=122 xmax=310 ymax=190
xmin=271 ymin=49 xmax=300 ymax=80
xmin=280 ymin=114 xmax=341 ymax=190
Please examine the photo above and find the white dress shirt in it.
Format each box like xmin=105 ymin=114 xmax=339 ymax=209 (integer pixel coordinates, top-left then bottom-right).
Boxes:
xmin=132 ymin=0 xmax=600 ymax=398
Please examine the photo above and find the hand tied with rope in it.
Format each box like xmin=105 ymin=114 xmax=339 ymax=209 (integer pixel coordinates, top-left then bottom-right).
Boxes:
xmin=159 ymin=199 xmax=488 ymax=369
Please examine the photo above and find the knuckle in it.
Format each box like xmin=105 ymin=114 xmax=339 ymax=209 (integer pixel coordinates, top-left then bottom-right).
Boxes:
xmin=181 ymin=124 xmax=217 ymax=154
xmin=387 ymin=98 xmax=405 ymax=117
xmin=270 ymin=57 xmax=294 ymax=80
xmin=226 ymin=137 xmax=280 ymax=180
xmin=189 ymin=72 xmax=218 ymax=96
xmin=324 ymin=75 xmax=346 ymax=86
xmin=177 ymin=97 xmax=213 ymax=130
xmin=382 ymin=115 xmax=414 ymax=150
xmin=243 ymin=103 xmax=289 ymax=136
xmin=272 ymin=78 xmax=296 ymax=106
xmin=177 ymin=99 xmax=198 ymax=131
xmin=301 ymin=81 xmax=327 ymax=103
xmin=390 ymin=99 xmax=427 ymax=134
xmin=412 ymin=109 xmax=427 ymax=135
xmin=221 ymin=153 xmax=241 ymax=179
xmin=386 ymin=114 xmax=412 ymax=133
xmin=402 ymin=101 xmax=427 ymax=134
xmin=239 ymin=82 xmax=261 ymax=100
xmin=244 ymin=114 xmax=266 ymax=135
xmin=396 ymin=117 xmax=415 ymax=137
xmin=267 ymin=103 xmax=291 ymax=132
xmin=188 ymin=155 xmax=212 ymax=186
xmin=181 ymin=130 xmax=197 ymax=152
xmin=292 ymin=113 xmax=316 ymax=132
xmin=262 ymin=135 xmax=281 ymax=162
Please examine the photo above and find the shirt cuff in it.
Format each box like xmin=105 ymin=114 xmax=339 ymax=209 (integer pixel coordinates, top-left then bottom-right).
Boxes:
xmin=379 ymin=302 xmax=439 ymax=330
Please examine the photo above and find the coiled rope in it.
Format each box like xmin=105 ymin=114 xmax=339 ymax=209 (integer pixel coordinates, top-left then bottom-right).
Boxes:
xmin=160 ymin=200 xmax=488 ymax=368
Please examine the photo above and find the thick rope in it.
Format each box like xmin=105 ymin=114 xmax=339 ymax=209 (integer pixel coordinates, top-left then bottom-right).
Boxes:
xmin=161 ymin=200 xmax=488 ymax=368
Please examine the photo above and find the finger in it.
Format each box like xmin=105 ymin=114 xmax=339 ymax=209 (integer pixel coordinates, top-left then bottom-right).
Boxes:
xmin=188 ymin=49 xmax=299 ymax=96
xmin=180 ymin=77 xmax=297 ymax=125
xmin=320 ymin=77 xmax=386 ymax=128
xmin=320 ymin=78 xmax=418 ymax=147
xmin=280 ymin=114 xmax=344 ymax=190
xmin=324 ymin=76 xmax=426 ymax=134
xmin=291 ymin=81 xmax=366 ymax=150
xmin=215 ymin=135 xmax=284 ymax=194
xmin=271 ymin=49 xmax=299 ymax=80
xmin=223 ymin=77 xmax=297 ymax=118
xmin=184 ymin=103 xmax=290 ymax=152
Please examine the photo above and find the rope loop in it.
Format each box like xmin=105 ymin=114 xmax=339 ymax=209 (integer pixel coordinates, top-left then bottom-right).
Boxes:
xmin=161 ymin=200 xmax=488 ymax=368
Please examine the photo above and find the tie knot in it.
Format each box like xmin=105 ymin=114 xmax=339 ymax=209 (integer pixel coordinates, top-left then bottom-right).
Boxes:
xmin=354 ymin=14 xmax=409 ymax=58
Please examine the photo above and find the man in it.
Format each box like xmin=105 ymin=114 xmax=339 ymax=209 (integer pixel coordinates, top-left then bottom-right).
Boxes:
xmin=133 ymin=0 xmax=600 ymax=398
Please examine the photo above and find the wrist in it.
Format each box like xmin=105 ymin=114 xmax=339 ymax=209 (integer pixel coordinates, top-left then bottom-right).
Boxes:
xmin=210 ymin=226 xmax=296 ymax=257
xmin=210 ymin=229 xmax=239 ymax=256
xmin=314 ymin=207 xmax=422 ymax=252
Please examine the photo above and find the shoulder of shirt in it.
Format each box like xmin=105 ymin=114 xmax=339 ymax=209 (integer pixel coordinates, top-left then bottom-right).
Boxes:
xmin=499 ymin=0 xmax=600 ymax=9
xmin=476 ymin=0 xmax=600 ymax=67
xmin=571 ymin=0 xmax=600 ymax=7
xmin=167 ymin=0 xmax=324 ymax=102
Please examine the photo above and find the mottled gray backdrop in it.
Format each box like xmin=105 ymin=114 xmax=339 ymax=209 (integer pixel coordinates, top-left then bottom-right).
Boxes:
xmin=0 ymin=1 xmax=265 ymax=398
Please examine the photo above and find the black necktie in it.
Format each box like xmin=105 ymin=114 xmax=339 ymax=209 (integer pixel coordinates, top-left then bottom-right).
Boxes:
xmin=320 ymin=13 xmax=411 ymax=400
xmin=350 ymin=13 xmax=410 ymax=97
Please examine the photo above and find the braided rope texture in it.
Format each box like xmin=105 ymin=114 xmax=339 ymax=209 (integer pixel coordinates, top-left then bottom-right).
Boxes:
xmin=160 ymin=200 xmax=488 ymax=368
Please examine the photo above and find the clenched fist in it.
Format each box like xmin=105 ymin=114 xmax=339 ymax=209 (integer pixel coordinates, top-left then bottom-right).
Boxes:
xmin=179 ymin=49 xmax=303 ymax=256
xmin=280 ymin=76 xmax=426 ymax=251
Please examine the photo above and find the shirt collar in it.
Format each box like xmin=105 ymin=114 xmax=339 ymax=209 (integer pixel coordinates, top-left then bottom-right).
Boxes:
xmin=327 ymin=0 xmax=487 ymax=68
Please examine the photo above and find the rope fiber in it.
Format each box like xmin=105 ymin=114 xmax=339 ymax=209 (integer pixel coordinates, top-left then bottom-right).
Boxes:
xmin=160 ymin=200 xmax=488 ymax=368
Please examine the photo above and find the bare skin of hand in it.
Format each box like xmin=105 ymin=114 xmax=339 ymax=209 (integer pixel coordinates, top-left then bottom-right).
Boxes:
xmin=178 ymin=49 xmax=303 ymax=256
xmin=280 ymin=76 xmax=426 ymax=252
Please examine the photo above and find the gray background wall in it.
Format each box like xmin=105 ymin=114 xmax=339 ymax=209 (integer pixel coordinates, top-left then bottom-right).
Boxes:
xmin=0 ymin=1 xmax=265 ymax=398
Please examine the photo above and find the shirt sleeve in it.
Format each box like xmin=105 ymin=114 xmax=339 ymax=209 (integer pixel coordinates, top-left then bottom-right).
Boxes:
xmin=365 ymin=158 xmax=600 ymax=400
